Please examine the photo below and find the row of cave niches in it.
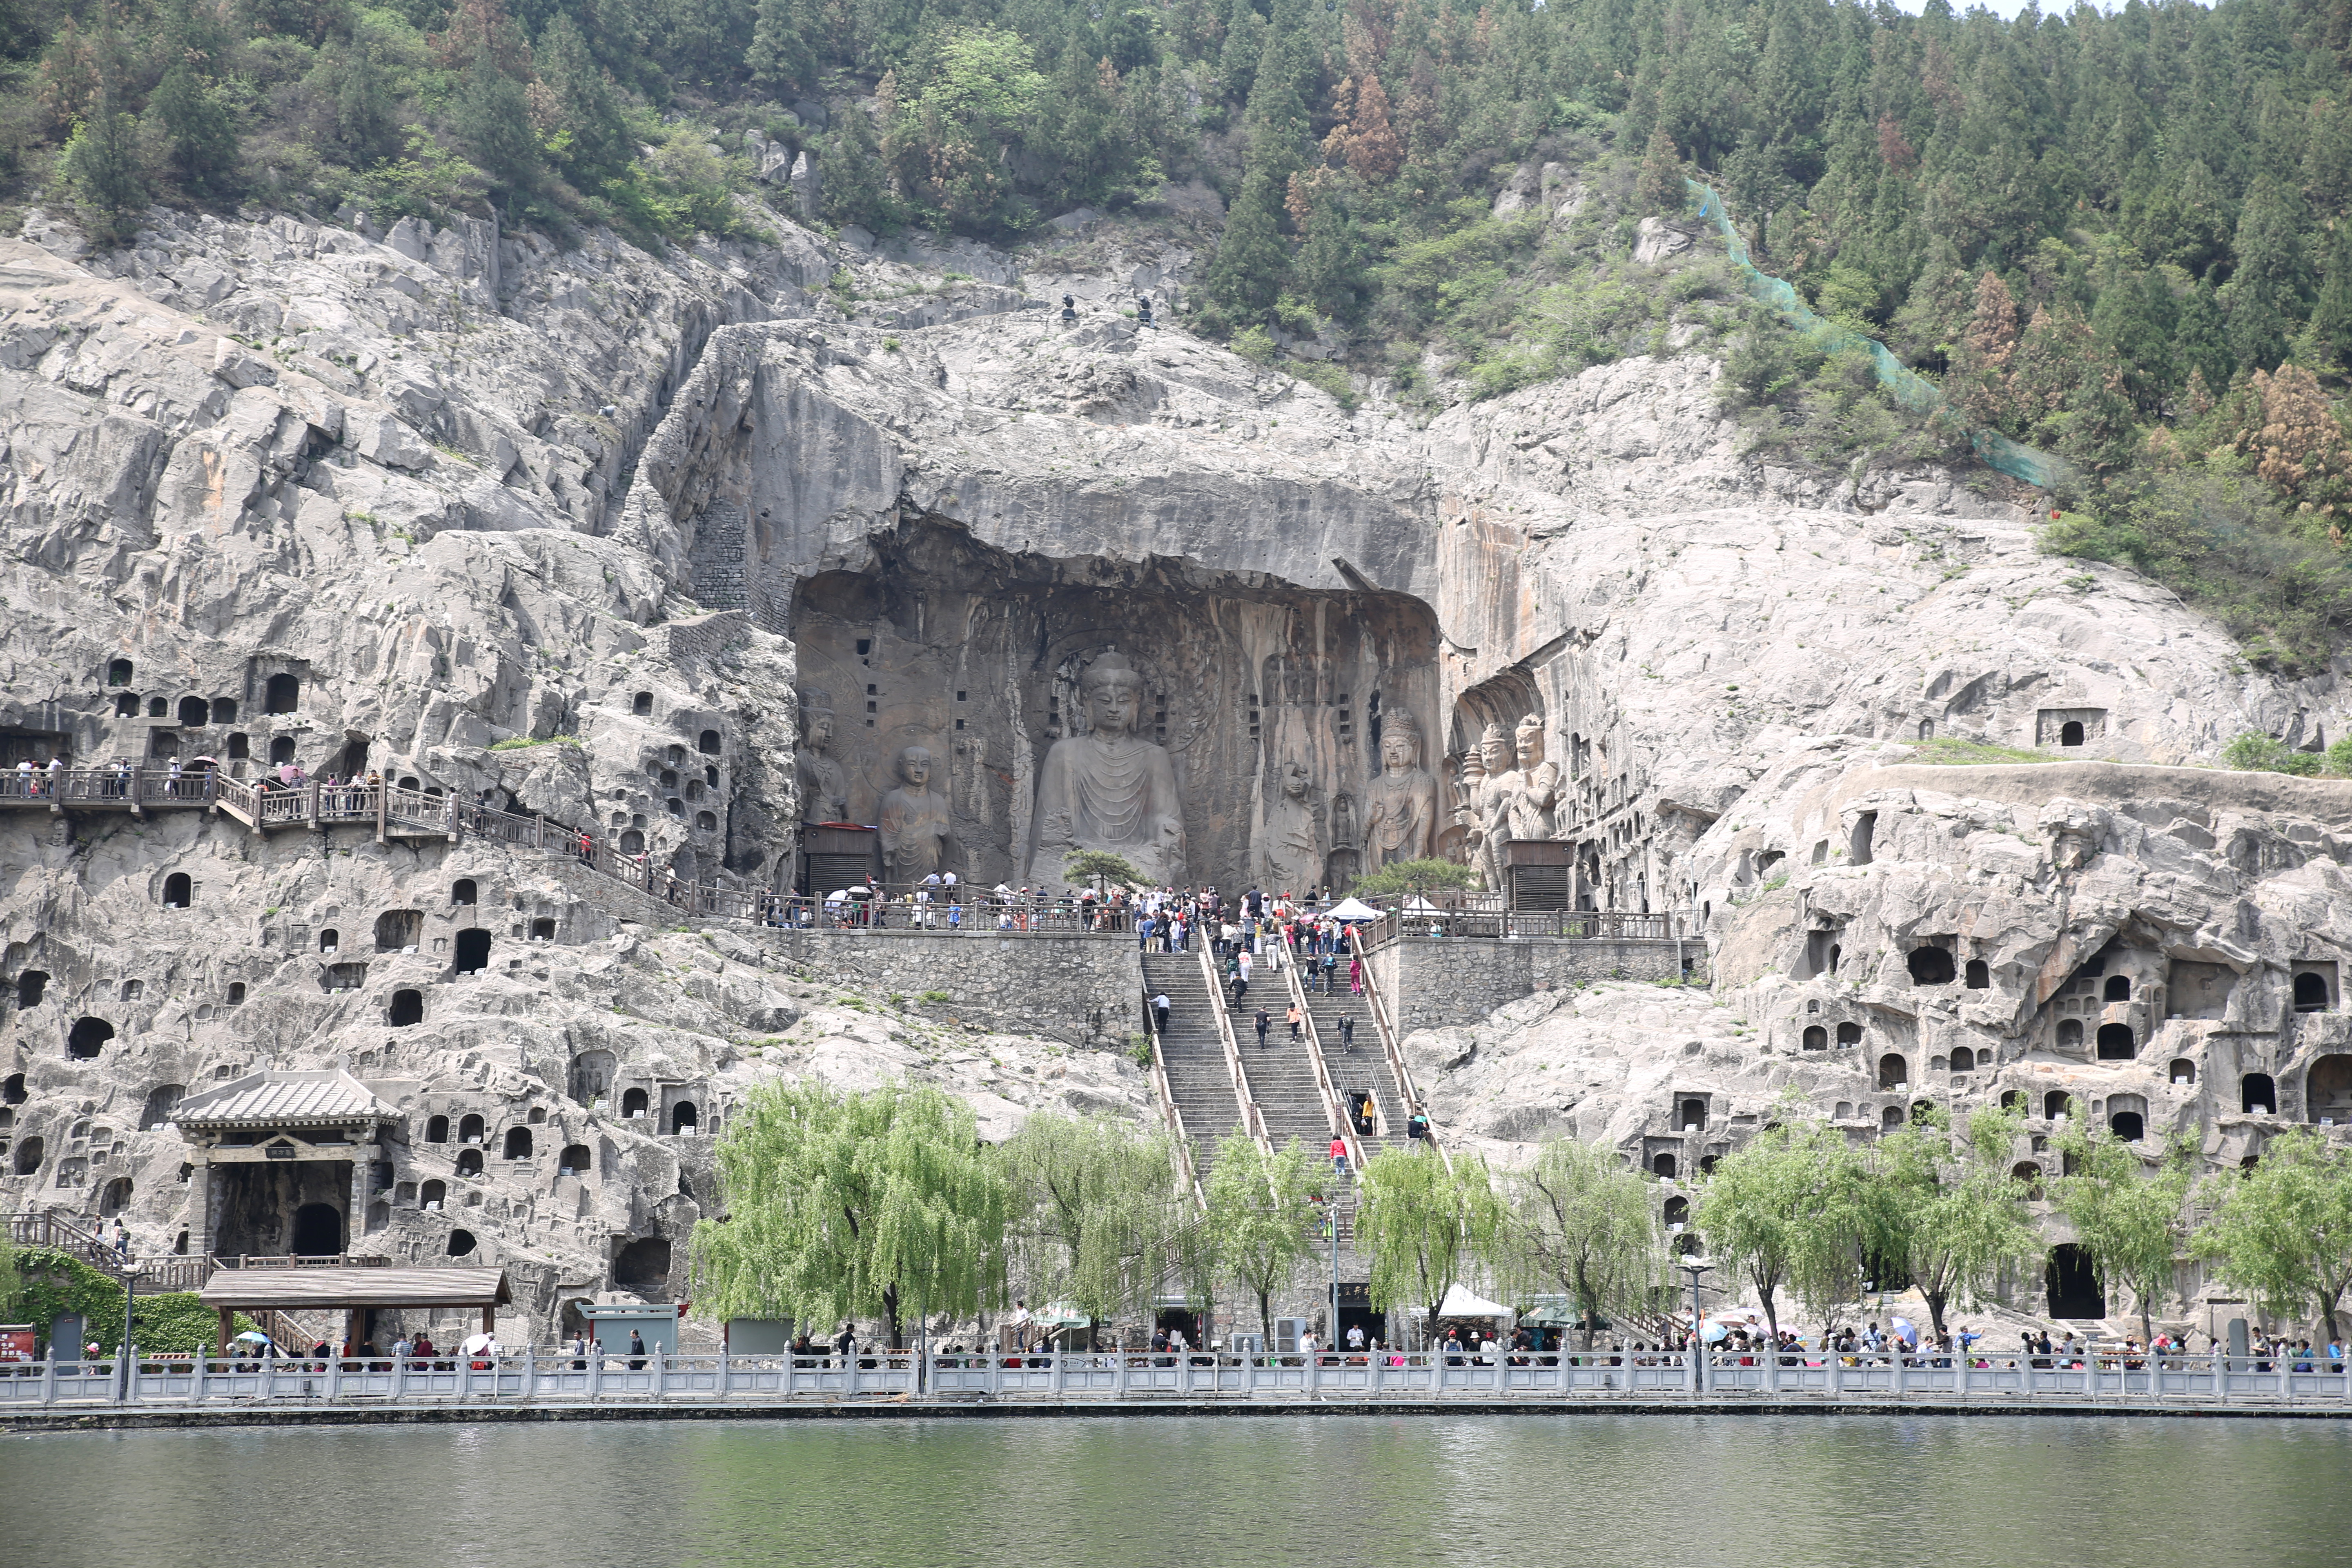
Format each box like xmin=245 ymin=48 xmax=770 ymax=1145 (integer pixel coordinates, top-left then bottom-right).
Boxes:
xmin=7 ymin=880 xmax=563 ymax=1074
xmin=1791 ymin=935 xmax=2342 ymax=1064
xmin=0 ymin=879 xmax=572 ymax=1198
xmin=24 ymin=663 xmax=310 ymax=768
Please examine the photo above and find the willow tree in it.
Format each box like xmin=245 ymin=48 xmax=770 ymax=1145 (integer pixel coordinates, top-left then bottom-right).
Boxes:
xmin=1873 ymin=1105 xmax=2042 ymax=1337
xmin=1203 ymin=1130 xmax=1320 ymax=1340
xmin=1699 ymin=1107 xmax=1884 ymax=1339
xmin=2196 ymin=1127 xmax=2352 ymax=1342
xmin=1499 ymin=1136 xmax=1666 ymax=1348
xmin=998 ymin=1111 xmax=1203 ymax=1345
xmin=2051 ymin=1126 xmax=2196 ymax=1347
xmin=689 ymin=1079 xmax=1008 ymax=1348
xmin=1358 ymin=1147 xmax=1504 ymax=1348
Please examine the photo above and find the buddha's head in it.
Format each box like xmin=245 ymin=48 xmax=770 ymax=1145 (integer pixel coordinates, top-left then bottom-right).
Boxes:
xmin=1080 ymin=653 xmax=1145 ymax=737
xmin=1381 ymin=711 xmax=1421 ymax=775
xmin=895 ymin=746 xmax=933 ymax=790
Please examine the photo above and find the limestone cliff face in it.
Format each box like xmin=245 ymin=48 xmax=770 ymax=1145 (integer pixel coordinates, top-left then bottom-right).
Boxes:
xmin=4 ymin=192 xmax=2350 ymax=1337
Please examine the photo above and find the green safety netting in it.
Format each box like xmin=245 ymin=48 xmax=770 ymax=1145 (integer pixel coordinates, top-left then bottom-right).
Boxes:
xmin=1684 ymin=177 xmax=2072 ymax=492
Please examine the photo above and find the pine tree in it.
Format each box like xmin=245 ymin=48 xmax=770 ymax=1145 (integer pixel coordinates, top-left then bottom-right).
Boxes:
xmin=1951 ymin=270 xmax=2019 ymax=428
xmin=818 ymin=100 xmax=887 ymax=226
xmin=1039 ymin=49 xmax=1126 ymax=208
xmin=536 ymin=13 xmax=626 ymax=181
xmin=147 ymin=57 xmax=238 ymax=196
xmin=1292 ymin=180 xmax=1367 ymax=321
xmin=2308 ymin=220 xmax=2352 ymax=372
xmin=1201 ymin=165 xmax=1289 ymax=322
xmin=58 ymin=56 xmax=145 ymax=246
xmin=1335 ymin=73 xmax=1402 ymax=182
xmin=334 ymin=40 xmax=401 ymax=167
xmin=746 ymin=0 xmax=814 ymax=91
xmin=1634 ymin=120 xmax=1681 ymax=213
xmin=2223 ymin=174 xmax=2316 ymax=374
xmin=452 ymin=46 xmax=540 ymax=197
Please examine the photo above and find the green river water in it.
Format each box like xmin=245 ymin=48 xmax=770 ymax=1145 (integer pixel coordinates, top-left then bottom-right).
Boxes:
xmin=4 ymin=1414 xmax=2344 ymax=1568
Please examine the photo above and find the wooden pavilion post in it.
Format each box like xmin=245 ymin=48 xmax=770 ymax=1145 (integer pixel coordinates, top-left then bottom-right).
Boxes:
xmin=216 ymin=1306 xmax=234 ymax=1354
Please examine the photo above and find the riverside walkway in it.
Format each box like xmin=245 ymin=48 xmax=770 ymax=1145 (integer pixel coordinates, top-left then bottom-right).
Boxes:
xmin=8 ymin=1346 xmax=2351 ymax=1420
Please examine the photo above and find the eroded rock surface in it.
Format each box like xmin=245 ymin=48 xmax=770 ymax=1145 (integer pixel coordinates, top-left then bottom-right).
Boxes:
xmin=7 ymin=192 xmax=2351 ymax=1342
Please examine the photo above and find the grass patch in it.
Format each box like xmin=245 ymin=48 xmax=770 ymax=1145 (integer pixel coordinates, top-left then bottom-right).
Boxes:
xmin=1904 ymin=737 xmax=2060 ymax=766
xmin=488 ymin=734 xmax=582 ymax=751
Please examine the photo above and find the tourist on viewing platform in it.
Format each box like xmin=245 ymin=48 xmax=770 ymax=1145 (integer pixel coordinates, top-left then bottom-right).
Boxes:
xmin=629 ymin=1330 xmax=647 ymax=1370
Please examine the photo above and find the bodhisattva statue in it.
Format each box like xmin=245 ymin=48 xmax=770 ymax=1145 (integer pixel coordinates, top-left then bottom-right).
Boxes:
xmin=1363 ymin=710 xmax=1437 ymax=866
xmin=1025 ymin=652 xmax=1185 ymax=888
xmin=796 ymin=688 xmax=851 ymax=824
xmin=877 ymin=744 xmax=951 ymax=883
xmin=1462 ymin=721 xmax=1515 ymax=887
xmin=1477 ymin=714 xmax=1561 ymax=884
xmin=1261 ymin=758 xmax=1323 ymax=895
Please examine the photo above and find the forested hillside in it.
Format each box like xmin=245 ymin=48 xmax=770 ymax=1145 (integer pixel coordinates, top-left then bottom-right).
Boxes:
xmin=5 ymin=0 xmax=2352 ymax=665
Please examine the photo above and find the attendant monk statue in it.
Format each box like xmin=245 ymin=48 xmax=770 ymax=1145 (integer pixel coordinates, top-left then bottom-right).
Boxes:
xmin=1025 ymin=652 xmax=1185 ymax=888
xmin=795 ymin=688 xmax=851 ymax=823
xmin=1363 ymin=710 xmax=1437 ymax=866
xmin=877 ymin=745 xmax=951 ymax=883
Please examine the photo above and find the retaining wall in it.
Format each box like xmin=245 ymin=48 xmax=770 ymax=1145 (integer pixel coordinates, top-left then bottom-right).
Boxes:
xmin=757 ymin=929 xmax=1140 ymax=1047
xmin=1365 ymin=935 xmax=1707 ymax=1033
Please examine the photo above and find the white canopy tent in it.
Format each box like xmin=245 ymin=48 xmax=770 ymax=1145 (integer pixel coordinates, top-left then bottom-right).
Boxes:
xmin=1325 ymin=897 xmax=1383 ymax=922
xmin=1437 ymin=1283 xmax=1512 ymax=1319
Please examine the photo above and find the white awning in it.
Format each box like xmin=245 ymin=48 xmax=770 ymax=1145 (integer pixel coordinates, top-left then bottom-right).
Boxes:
xmin=1436 ymin=1283 xmax=1512 ymax=1319
xmin=1326 ymin=897 xmax=1383 ymax=922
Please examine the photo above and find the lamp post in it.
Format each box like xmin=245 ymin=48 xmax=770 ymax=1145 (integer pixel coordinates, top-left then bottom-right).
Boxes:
xmin=1679 ymin=1259 xmax=1713 ymax=1396
xmin=116 ymin=1261 xmax=143 ymax=1404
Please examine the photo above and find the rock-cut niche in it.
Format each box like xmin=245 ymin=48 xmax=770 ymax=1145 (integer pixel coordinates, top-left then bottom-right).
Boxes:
xmin=787 ymin=521 xmax=1443 ymax=895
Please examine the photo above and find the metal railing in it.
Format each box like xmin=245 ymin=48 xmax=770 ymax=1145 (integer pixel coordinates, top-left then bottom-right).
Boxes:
xmin=1139 ymin=983 xmax=1208 ymax=1210
xmin=1196 ymin=945 xmax=1273 ymax=1156
xmin=1278 ymin=930 xmax=1364 ymax=1169
xmin=4 ymin=1213 xmax=215 ymax=1291
xmin=7 ymin=1345 xmax=2348 ymax=1411
xmin=0 ymin=767 xmax=219 ymax=811
xmin=1344 ymin=926 xmax=1450 ymax=1174
xmin=1356 ymin=905 xmax=1688 ymax=950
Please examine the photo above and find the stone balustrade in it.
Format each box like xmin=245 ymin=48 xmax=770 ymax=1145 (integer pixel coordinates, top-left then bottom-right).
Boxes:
xmin=5 ymin=1346 xmax=2346 ymax=1413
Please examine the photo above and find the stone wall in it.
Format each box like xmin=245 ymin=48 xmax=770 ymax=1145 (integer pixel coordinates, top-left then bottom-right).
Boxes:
xmin=1365 ymin=935 xmax=1706 ymax=1033
xmin=755 ymin=929 xmax=1143 ymax=1048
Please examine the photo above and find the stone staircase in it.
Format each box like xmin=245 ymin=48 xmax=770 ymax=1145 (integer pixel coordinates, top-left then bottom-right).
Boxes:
xmin=1296 ymin=978 xmax=1408 ymax=1159
xmin=1141 ymin=953 xmax=1248 ymax=1182
xmin=1232 ymin=981 xmax=1339 ymax=1157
